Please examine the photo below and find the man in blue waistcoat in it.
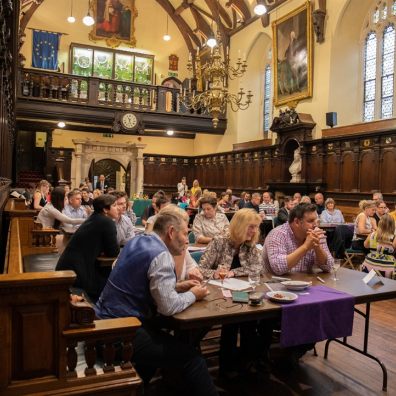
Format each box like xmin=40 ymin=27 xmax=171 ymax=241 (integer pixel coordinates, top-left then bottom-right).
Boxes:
xmin=95 ymin=205 xmax=218 ymax=396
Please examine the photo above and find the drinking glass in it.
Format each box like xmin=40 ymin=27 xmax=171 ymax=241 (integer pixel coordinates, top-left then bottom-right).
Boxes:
xmin=248 ymin=270 xmax=261 ymax=291
xmin=332 ymin=259 xmax=341 ymax=281
xmin=218 ymin=265 xmax=228 ymax=286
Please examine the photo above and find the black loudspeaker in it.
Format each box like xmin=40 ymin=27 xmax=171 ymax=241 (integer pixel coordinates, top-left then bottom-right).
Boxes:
xmin=326 ymin=112 xmax=337 ymax=128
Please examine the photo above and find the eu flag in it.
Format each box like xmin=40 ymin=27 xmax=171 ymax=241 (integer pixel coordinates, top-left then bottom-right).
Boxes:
xmin=32 ymin=30 xmax=61 ymax=70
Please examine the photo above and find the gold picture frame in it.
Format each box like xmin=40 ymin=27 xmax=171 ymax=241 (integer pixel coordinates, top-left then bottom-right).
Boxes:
xmin=89 ymin=0 xmax=138 ymax=48
xmin=272 ymin=1 xmax=313 ymax=106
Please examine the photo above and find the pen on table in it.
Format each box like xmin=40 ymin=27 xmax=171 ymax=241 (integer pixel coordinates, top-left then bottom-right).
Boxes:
xmin=316 ymin=276 xmax=325 ymax=283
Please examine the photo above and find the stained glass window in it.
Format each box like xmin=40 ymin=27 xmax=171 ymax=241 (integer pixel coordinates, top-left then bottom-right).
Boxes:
xmin=393 ymin=0 xmax=396 ymax=15
xmin=373 ymin=8 xmax=380 ymax=23
xmin=363 ymin=32 xmax=377 ymax=121
xmin=263 ymin=65 xmax=271 ymax=133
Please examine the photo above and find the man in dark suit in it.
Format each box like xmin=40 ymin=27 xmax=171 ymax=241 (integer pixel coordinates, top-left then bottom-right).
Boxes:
xmin=276 ymin=196 xmax=295 ymax=226
xmin=95 ymin=174 xmax=109 ymax=192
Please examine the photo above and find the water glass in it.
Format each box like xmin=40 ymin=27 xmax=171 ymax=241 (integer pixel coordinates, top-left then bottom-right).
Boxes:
xmin=332 ymin=259 xmax=342 ymax=281
xmin=248 ymin=270 xmax=261 ymax=291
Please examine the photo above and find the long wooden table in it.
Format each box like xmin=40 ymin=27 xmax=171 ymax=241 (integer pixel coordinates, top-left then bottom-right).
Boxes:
xmin=170 ymin=268 xmax=396 ymax=391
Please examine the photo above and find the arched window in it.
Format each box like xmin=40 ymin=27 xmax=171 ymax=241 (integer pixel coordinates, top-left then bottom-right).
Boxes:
xmin=362 ymin=1 xmax=396 ymax=121
xmin=263 ymin=64 xmax=271 ymax=133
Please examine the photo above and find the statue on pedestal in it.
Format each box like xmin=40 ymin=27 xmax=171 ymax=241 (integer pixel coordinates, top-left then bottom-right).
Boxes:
xmin=289 ymin=147 xmax=302 ymax=183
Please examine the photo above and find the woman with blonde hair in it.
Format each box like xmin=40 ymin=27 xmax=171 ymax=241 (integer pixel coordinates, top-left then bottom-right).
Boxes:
xmin=32 ymin=179 xmax=50 ymax=210
xmin=363 ymin=214 xmax=396 ymax=278
xmin=352 ymin=200 xmax=377 ymax=250
xmin=198 ymin=208 xmax=263 ymax=377
xmin=190 ymin=179 xmax=201 ymax=196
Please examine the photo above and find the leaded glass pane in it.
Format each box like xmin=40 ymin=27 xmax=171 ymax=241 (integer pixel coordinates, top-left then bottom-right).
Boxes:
xmin=364 ymin=101 xmax=375 ymax=121
xmin=383 ymin=25 xmax=395 ymax=55
xmin=382 ymin=75 xmax=394 ymax=96
xmin=393 ymin=0 xmax=396 ymax=15
xmin=383 ymin=52 xmax=395 ymax=74
xmin=373 ymin=8 xmax=380 ymax=23
xmin=381 ymin=97 xmax=393 ymax=117
xmin=382 ymin=5 xmax=388 ymax=19
xmin=365 ymin=80 xmax=376 ymax=101
xmin=365 ymin=58 xmax=377 ymax=80
xmin=366 ymin=32 xmax=377 ymax=60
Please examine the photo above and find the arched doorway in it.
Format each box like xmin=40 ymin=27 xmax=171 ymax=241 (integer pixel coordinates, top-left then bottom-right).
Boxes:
xmin=94 ymin=159 xmax=128 ymax=194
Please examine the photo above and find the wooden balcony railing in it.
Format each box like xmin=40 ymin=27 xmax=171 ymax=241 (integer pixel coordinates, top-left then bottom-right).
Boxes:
xmin=18 ymin=68 xmax=209 ymax=117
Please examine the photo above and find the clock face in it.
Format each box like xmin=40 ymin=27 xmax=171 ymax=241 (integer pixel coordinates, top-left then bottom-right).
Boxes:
xmin=121 ymin=113 xmax=138 ymax=129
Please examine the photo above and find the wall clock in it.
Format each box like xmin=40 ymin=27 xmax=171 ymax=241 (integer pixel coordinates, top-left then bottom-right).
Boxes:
xmin=121 ymin=112 xmax=138 ymax=130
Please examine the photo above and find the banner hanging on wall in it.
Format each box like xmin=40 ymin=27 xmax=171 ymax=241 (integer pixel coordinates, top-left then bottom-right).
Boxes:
xmin=32 ymin=30 xmax=61 ymax=70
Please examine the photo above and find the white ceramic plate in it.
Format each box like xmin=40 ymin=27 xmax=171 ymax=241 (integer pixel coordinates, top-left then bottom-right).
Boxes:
xmin=281 ymin=280 xmax=312 ymax=291
xmin=266 ymin=291 xmax=298 ymax=303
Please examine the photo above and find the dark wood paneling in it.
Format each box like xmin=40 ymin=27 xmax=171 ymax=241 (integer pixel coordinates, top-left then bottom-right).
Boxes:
xmin=340 ymin=152 xmax=355 ymax=192
xmin=359 ymin=149 xmax=376 ymax=192
xmin=381 ymin=149 xmax=396 ymax=193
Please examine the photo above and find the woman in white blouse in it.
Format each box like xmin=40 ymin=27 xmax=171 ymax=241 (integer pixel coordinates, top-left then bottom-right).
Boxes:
xmin=37 ymin=186 xmax=86 ymax=229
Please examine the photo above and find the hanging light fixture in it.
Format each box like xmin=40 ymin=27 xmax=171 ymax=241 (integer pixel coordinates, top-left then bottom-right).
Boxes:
xmin=163 ymin=15 xmax=171 ymax=41
xmin=83 ymin=0 xmax=95 ymax=26
xmin=206 ymin=20 xmax=217 ymax=48
xmin=254 ymin=1 xmax=268 ymax=16
xmin=67 ymin=0 xmax=76 ymax=23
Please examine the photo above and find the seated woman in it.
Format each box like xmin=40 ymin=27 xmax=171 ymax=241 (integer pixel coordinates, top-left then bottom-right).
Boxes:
xmin=56 ymin=194 xmax=120 ymax=303
xmin=363 ymin=214 xmax=396 ymax=278
xmin=218 ymin=192 xmax=231 ymax=212
xmin=192 ymin=197 xmax=229 ymax=244
xmin=145 ymin=196 xmax=169 ymax=233
xmin=320 ymin=198 xmax=345 ymax=223
xmin=36 ymin=186 xmax=86 ymax=229
xmin=198 ymin=209 xmax=263 ymax=376
xmin=32 ymin=179 xmax=50 ymax=210
xmin=351 ymin=200 xmax=377 ymax=251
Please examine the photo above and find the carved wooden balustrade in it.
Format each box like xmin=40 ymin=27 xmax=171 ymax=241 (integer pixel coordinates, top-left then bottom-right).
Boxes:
xmin=18 ymin=68 xmax=206 ymax=116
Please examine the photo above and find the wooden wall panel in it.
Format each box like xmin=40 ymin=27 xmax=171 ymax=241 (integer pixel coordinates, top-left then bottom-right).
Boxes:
xmin=324 ymin=153 xmax=339 ymax=191
xmin=359 ymin=150 xmax=376 ymax=192
xmin=340 ymin=152 xmax=355 ymax=192
xmin=380 ymin=149 xmax=396 ymax=193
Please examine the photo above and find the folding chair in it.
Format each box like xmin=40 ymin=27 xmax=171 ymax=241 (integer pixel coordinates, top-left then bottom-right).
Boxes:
xmin=188 ymin=231 xmax=196 ymax=244
xmin=190 ymin=250 xmax=204 ymax=263
xmin=343 ymin=247 xmax=365 ymax=270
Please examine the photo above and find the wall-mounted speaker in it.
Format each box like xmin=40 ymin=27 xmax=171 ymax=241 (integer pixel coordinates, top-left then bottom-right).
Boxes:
xmin=326 ymin=112 xmax=337 ymax=128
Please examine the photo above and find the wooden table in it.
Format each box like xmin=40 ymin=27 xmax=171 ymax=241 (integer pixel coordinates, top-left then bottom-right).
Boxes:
xmin=171 ymin=269 xmax=396 ymax=391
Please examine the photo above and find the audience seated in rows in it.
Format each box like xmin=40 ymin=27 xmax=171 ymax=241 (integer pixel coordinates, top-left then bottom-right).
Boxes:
xmin=110 ymin=190 xmax=136 ymax=246
xmin=95 ymin=205 xmax=217 ymax=396
xmin=362 ymin=214 xmax=396 ymax=278
xmin=259 ymin=191 xmax=277 ymax=218
xmin=37 ymin=186 xmax=85 ymax=229
xmin=192 ymin=196 xmax=229 ymax=244
xmin=320 ymin=198 xmax=344 ymax=224
xmin=56 ymin=194 xmax=120 ymax=303
xmin=351 ymin=200 xmax=377 ymax=251
xmin=263 ymin=203 xmax=334 ymax=275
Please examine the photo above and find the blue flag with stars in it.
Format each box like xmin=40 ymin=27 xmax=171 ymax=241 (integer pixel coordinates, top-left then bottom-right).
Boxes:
xmin=32 ymin=30 xmax=61 ymax=70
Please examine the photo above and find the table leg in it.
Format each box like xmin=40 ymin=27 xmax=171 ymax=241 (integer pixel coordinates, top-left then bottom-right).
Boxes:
xmin=324 ymin=303 xmax=388 ymax=391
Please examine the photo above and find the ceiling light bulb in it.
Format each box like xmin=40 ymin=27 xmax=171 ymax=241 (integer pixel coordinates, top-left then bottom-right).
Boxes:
xmin=207 ymin=37 xmax=217 ymax=48
xmin=83 ymin=14 xmax=95 ymax=26
xmin=166 ymin=129 xmax=174 ymax=136
xmin=57 ymin=121 xmax=66 ymax=128
xmin=163 ymin=34 xmax=171 ymax=41
xmin=67 ymin=15 xmax=76 ymax=23
xmin=254 ymin=4 xmax=267 ymax=16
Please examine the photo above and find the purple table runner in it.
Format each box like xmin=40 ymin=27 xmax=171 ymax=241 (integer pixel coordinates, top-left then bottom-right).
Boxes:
xmin=279 ymin=285 xmax=354 ymax=348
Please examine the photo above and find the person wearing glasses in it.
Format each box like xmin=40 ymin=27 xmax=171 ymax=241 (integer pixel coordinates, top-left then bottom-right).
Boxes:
xmin=373 ymin=200 xmax=387 ymax=226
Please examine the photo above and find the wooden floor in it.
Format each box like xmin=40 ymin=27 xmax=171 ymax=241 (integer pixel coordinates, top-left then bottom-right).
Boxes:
xmin=145 ymin=299 xmax=396 ymax=395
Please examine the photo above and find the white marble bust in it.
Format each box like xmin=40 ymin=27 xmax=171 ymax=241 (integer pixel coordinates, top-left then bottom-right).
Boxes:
xmin=289 ymin=147 xmax=302 ymax=183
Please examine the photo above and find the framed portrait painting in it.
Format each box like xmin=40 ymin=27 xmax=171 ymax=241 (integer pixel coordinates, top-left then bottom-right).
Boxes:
xmin=272 ymin=1 xmax=313 ymax=106
xmin=89 ymin=0 xmax=138 ymax=48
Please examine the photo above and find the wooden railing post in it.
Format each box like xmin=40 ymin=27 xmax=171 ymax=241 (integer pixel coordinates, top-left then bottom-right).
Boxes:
xmin=88 ymin=77 xmax=99 ymax=106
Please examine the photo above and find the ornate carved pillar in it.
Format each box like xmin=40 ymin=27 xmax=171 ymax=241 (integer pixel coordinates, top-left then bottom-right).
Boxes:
xmin=135 ymin=147 xmax=145 ymax=196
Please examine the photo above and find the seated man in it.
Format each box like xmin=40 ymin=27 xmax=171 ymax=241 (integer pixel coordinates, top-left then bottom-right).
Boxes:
xmin=95 ymin=206 xmax=217 ymax=396
xmin=110 ymin=191 xmax=136 ymax=246
xmin=62 ymin=189 xmax=88 ymax=226
xmin=314 ymin=192 xmax=325 ymax=215
xmin=276 ymin=196 xmax=295 ymax=225
xmin=263 ymin=203 xmax=333 ymax=275
xmin=80 ymin=188 xmax=93 ymax=208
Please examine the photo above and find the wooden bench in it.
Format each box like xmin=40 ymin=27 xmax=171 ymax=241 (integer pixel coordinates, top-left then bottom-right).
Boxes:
xmin=1 ymin=200 xmax=142 ymax=395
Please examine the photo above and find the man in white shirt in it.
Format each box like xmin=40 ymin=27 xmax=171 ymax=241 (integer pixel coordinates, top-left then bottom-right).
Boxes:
xmin=62 ymin=190 xmax=88 ymax=227
xmin=177 ymin=177 xmax=188 ymax=199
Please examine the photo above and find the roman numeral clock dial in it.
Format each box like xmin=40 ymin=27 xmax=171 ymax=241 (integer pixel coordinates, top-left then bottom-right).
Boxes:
xmin=121 ymin=112 xmax=138 ymax=131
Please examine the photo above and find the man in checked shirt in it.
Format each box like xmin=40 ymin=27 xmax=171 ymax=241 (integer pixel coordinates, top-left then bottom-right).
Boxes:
xmin=263 ymin=203 xmax=334 ymax=275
